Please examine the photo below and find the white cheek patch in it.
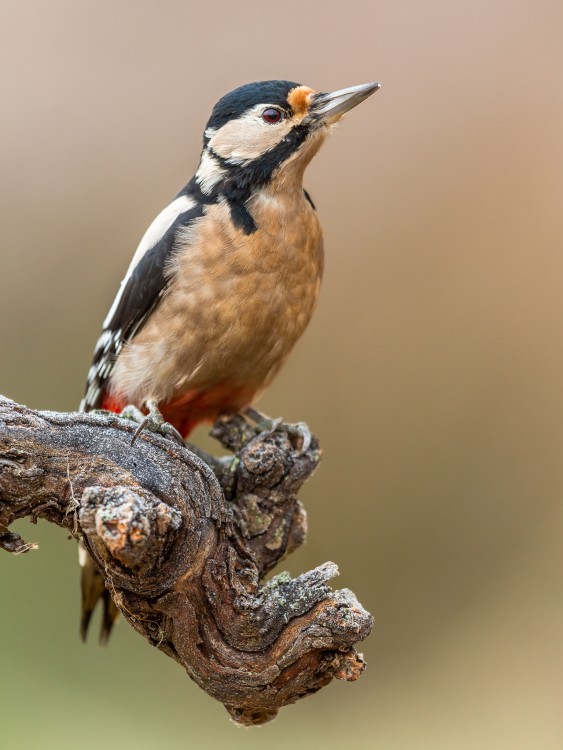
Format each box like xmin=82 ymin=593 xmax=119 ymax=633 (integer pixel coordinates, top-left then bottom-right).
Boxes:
xmin=196 ymin=150 xmax=227 ymax=194
xmin=209 ymin=105 xmax=293 ymax=163
xmin=103 ymin=194 xmax=196 ymax=328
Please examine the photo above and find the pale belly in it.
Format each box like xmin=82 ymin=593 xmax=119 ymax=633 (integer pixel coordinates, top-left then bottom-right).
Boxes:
xmin=110 ymin=196 xmax=324 ymax=407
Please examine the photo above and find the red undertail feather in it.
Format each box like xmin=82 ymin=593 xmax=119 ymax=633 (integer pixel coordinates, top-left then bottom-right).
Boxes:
xmin=99 ymin=384 xmax=256 ymax=439
xmin=100 ymin=393 xmax=128 ymax=415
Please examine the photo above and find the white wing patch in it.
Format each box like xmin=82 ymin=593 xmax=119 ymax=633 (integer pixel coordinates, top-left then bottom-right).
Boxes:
xmin=103 ymin=194 xmax=196 ymax=329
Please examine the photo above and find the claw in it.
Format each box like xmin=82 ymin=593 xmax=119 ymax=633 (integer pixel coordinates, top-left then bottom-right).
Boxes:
xmin=254 ymin=416 xmax=283 ymax=440
xmin=124 ymin=400 xmax=184 ymax=446
xmin=243 ymin=407 xmax=312 ymax=455
xmin=283 ymin=421 xmax=312 ymax=454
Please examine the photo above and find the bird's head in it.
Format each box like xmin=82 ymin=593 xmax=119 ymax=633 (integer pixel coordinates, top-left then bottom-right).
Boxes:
xmin=195 ymin=79 xmax=381 ymax=200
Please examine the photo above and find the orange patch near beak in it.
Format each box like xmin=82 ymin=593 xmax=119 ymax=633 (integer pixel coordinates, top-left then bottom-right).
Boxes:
xmin=287 ymin=86 xmax=316 ymax=118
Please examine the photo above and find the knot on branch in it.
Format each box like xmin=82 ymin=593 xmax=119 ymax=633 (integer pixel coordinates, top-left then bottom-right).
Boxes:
xmin=0 ymin=399 xmax=373 ymax=726
xmin=80 ymin=486 xmax=182 ymax=573
xmin=210 ymin=416 xmax=319 ymax=575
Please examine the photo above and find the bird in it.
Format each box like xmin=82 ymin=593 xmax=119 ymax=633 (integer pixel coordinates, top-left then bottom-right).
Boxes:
xmin=78 ymin=78 xmax=381 ymax=643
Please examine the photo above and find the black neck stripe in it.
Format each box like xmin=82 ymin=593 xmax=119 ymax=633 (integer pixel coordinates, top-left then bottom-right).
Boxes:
xmin=185 ymin=121 xmax=311 ymax=234
xmin=214 ymin=123 xmax=310 ymax=232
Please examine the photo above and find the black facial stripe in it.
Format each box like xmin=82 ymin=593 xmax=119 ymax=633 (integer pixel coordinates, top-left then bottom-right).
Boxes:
xmin=226 ymin=123 xmax=309 ymax=231
xmin=206 ymin=148 xmax=232 ymax=171
xmin=196 ymin=123 xmax=310 ymax=233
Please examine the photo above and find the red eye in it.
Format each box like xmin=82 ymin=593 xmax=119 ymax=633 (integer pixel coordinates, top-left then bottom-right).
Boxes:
xmin=262 ymin=107 xmax=284 ymax=124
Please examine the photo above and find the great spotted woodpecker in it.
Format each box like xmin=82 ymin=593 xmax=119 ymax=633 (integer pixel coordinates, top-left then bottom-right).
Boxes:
xmin=79 ymin=79 xmax=381 ymax=642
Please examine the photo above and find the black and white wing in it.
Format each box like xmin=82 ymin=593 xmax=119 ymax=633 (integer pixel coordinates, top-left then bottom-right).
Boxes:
xmin=80 ymin=193 xmax=203 ymax=411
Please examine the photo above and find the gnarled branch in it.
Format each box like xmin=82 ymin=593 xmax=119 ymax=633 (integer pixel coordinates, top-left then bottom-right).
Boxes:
xmin=0 ymin=395 xmax=372 ymax=725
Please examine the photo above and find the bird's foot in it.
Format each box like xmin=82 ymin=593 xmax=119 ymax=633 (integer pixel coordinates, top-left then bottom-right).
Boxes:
xmin=243 ymin=407 xmax=312 ymax=454
xmin=121 ymin=400 xmax=184 ymax=447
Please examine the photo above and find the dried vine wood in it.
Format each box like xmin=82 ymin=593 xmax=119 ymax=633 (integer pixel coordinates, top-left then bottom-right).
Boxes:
xmin=0 ymin=395 xmax=373 ymax=725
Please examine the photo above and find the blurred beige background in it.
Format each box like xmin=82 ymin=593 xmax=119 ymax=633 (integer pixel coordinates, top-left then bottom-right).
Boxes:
xmin=1 ymin=0 xmax=563 ymax=747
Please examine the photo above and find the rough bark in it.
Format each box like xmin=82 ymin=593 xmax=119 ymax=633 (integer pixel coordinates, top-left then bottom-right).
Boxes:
xmin=0 ymin=395 xmax=373 ymax=725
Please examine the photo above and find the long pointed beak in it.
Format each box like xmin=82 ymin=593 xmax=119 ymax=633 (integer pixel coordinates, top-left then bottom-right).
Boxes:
xmin=311 ymin=82 xmax=381 ymax=124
